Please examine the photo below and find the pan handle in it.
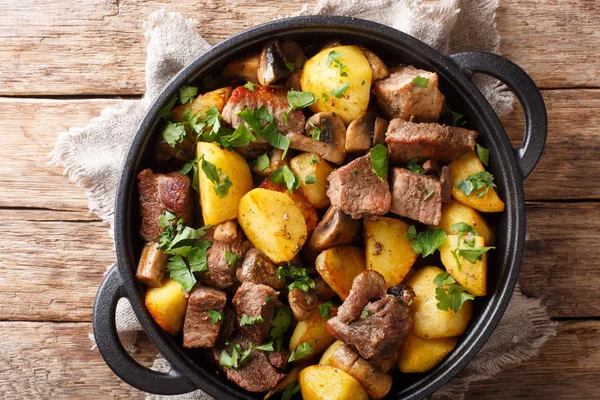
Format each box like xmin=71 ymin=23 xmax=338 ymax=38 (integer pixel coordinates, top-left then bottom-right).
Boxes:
xmin=449 ymin=52 xmax=547 ymax=179
xmin=93 ymin=266 xmax=196 ymax=395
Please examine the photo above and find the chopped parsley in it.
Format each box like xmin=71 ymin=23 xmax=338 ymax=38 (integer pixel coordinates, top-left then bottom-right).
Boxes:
xmin=244 ymin=81 xmax=256 ymax=92
xmin=476 ymin=144 xmax=490 ymax=166
xmin=277 ymin=264 xmax=316 ymax=293
xmin=310 ymin=155 xmax=320 ymax=165
xmin=208 ymin=310 xmax=224 ymax=324
xmin=405 ymin=226 xmax=447 ymax=257
xmin=304 ymin=174 xmax=317 ymax=184
xmin=423 ymin=190 xmax=435 ymax=201
xmin=456 ymin=171 xmax=497 ymax=198
xmin=270 ymin=306 xmax=292 ymax=350
xmin=330 ymin=81 xmax=350 ymax=98
xmin=308 ymin=119 xmax=322 ymax=141
xmin=239 ymin=106 xmax=290 ymax=157
xmin=239 ymin=314 xmax=265 ymax=326
xmin=412 ymin=76 xmax=430 ymax=88
xmin=406 ymin=158 xmax=424 ymax=174
xmin=318 ymin=301 xmax=333 ymax=319
xmin=434 ymin=272 xmax=475 ymax=314
xmin=200 ymin=157 xmax=233 ymax=198
xmin=159 ymin=96 xmax=178 ymax=120
xmin=178 ymin=85 xmax=198 ymax=104
xmin=288 ymin=342 xmax=313 ymax=362
xmin=179 ymin=156 xmax=201 ymax=192
xmin=282 ymin=383 xmax=300 ymax=400
xmin=326 ymin=50 xmax=348 ymax=77
xmin=270 ymin=165 xmax=301 ymax=193
xmin=285 ymin=62 xmax=296 ymax=72
xmin=219 ymin=124 xmax=256 ymax=149
xmin=256 ymin=152 xmax=270 ymax=172
xmin=219 ymin=343 xmax=252 ymax=370
xmin=362 ymin=310 xmax=372 ymax=318
xmin=370 ymin=144 xmax=389 ymax=181
xmin=287 ymin=90 xmax=317 ymax=109
xmin=161 ymin=121 xmax=187 ymax=147
xmin=224 ymin=250 xmax=240 ymax=267
xmin=321 ymin=93 xmax=329 ymax=103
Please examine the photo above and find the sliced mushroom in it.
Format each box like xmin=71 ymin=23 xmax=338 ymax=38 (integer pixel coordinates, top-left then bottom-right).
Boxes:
xmin=288 ymin=288 xmax=318 ymax=321
xmin=213 ymin=220 xmax=239 ymax=243
xmin=222 ymin=53 xmax=260 ymax=84
xmin=373 ymin=117 xmax=389 ymax=146
xmin=359 ymin=46 xmax=390 ymax=81
xmin=251 ymin=148 xmax=287 ymax=177
xmin=315 ymin=277 xmax=336 ymax=301
xmin=257 ymin=39 xmax=291 ymax=86
xmin=308 ymin=206 xmax=360 ymax=252
xmin=285 ymin=71 xmax=302 ymax=91
xmin=288 ymin=112 xmax=346 ymax=164
xmin=346 ymin=112 xmax=377 ymax=152
xmin=321 ymin=39 xmax=342 ymax=50
xmin=330 ymin=344 xmax=393 ymax=400
xmin=135 ymin=242 xmax=168 ymax=288
xmin=369 ymin=353 xmax=398 ymax=374
xmin=280 ymin=40 xmax=306 ymax=71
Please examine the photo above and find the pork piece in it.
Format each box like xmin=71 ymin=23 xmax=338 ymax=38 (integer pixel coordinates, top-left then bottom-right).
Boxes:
xmin=236 ymin=248 xmax=285 ymax=289
xmin=422 ymin=159 xmax=442 ymax=176
xmin=390 ymin=168 xmax=444 ymax=225
xmin=233 ymin=282 xmax=283 ymax=344
xmin=372 ymin=65 xmax=444 ymax=122
xmin=221 ymin=85 xmax=305 ymax=136
xmin=326 ymin=154 xmax=391 ymax=219
xmin=203 ymin=226 xmax=250 ymax=289
xmin=440 ymin=166 xmax=452 ymax=203
xmin=214 ymin=336 xmax=285 ymax=392
xmin=385 ymin=119 xmax=478 ymax=163
xmin=326 ymin=271 xmax=414 ymax=359
xmin=183 ymin=286 xmax=227 ymax=348
xmin=135 ymin=242 xmax=167 ymax=288
xmin=137 ymin=169 xmax=194 ymax=242
xmin=267 ymin=348 xmax=289 ymax=370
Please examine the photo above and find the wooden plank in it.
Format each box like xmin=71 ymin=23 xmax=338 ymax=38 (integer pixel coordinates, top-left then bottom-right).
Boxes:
xmin=0 ymin=320 xmax=597 ymax=399
xmin=0 ymin=203 xmax=598 ymax=322
xmin=0 ymin=0 xmax=598 ymax=95
xmin=1 ymin=90 xmax=598 ymax=212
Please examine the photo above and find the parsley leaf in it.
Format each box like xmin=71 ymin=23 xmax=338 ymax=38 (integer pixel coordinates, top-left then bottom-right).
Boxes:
xmin=239 ymin=106 xmax=290 ymax=157
xmin=239 ymin=314 xmax=265 ymax=326
xmin=308 ymin=119 xmax=322 ymax=141
xmin=434 ymin=272 xmax=475 ymax=313
xmin=331 ymin=82 xmax=350 ymax=98
xmin=252 ymin=341 xmax=275 ymax=352
xmin=159 ymin=211 xmax=176 ymax=229
xmin=179 ymin=156 xmax=201 ymax=193
xmin=187 ymin=243 xmax=210 ymax=272
xmin=282 ymin=383 xmax=300 ymax=400
xmin=277 ymin=264 xmax=316 ymax=293
xmin=476 ymin=144 xmax=490 ymax=166
xmin=256 ymin=153 xmax=270 ymax=172
xmin=166 ymin=256 xmax=196 ymax=291
xmin=362 ymin=310 xmax=372 ymax=318
xmin=208 ymin=310 xmax=224 ymax=324
xmin=159 ymin=96 xmax=178 ymax=120
xmin=318 ymin=301 xmax=333 ymax=319
xmin=201 ymin=158 xmax=233 ymax=198
xmin=271 ymin=306 xmax=292 ymax=350
xmin=288 ymin=342 xmax=313 ymax=362
xmin=220 ymin=124 xmax=256 ymax=149
xmin=458 ymin=246 xmax=495 ymax=263
xmin=326 ymin=50 xmax=347 ymax=77
xmin=219 ymin=343 xmax=252 ymax=370
xmin=162 ymin=122 xmax=187 ymax=147
xmin=178 ymin=85 xmax=198 ymax=104
xmin=442 ymin=101 xmax=467 ymax=127
xmin=304 ymin=174 xmax=316 ymax=184
xmin=285 ymin=62 xmax=296 ymax=72
xmin=321 ymin=93 xmax=329 ymax=103
xmin=423 ymin=190 xmax=435 ymax=201
xmin=287 ymin=90 xmax=317 ymax=109
xmin=370 ymin=144 xmax=389 ymax=181
xmin=244 ymin=81 xmax=256 ymax=92
xmin=412 ymin=76 xmax=430 ymax=88
xmin=270 ymin=165 xmax=301 ymax=193
xmin=261 ymin=121 xmax=291 ymax=158
xmin=224 ymin=250 xmax=240 ymax=267
xmin=310 ymin=155 xmax=320 ymax=164
xmin=456 ymin=171 xmax=497 ymax=198
xmin=451 ymin=223 xmax=478 ymax=236
xmin=405 ymin=227 xmax=447 ymax=257
xmin=406 ymin=158 xmax=424 ymax=174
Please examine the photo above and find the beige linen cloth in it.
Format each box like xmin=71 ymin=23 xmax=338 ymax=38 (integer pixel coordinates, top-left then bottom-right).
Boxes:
xmin=49 ymin=1 xmax=557 ymax=399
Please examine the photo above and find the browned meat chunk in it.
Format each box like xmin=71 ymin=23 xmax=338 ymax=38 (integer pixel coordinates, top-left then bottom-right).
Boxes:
xmin=214 ymin=336 xmax=285 ymax=392
xmin=422 ymin=159 xmax=442 ymax=176
xmin=183 ymin=286 xmax=227 ymax=348
xmin=135 ymin=242 xmax=167 ymax=288
xmin=440 ymin=165 xmax=452 ymax=203
xmin=336 ymin=271 xmax=387 ymax=323
xmin=390 ymin=168 xmax=444 ymax=225
xmin=267 ymin=348 xmax=289 ymax=370
xmin=372 ymin=65 xmax=444 ymax=122
xmin=233 ymin=282 xmax=283 ymax=344
xmin=326 ymin=271 xmax=414 ymax=359
xmin=137 ymin=169 xmax=193 ymax=242
xmin=203 ymin=226 xmax=250 ymax=289
xmin=326 ymin=154 xmax=391 ymax=219
xmin=236 ymin=248 xmax=285 ymax=289
xmin=221 ymin=85 xmax=305 ymax=136
xmin=385 ymin=119 xmax=478 ymax=163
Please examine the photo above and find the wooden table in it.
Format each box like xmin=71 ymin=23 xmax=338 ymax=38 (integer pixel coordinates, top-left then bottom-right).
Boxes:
xmin=1 ymin=0 xmax=599 ymax=398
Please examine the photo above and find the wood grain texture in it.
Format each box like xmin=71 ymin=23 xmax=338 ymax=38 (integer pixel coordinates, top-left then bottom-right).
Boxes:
xmin=0 ymin=203 xmax=597 ymax=322
xmin=1 ymin=0 xmax=599 ymax=96
xmin=0 ymin=320 xmax=597 ymax=399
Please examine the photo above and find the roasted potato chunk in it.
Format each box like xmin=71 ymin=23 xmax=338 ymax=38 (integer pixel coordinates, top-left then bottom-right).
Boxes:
xmin=398 ymin=334 xmax=458 ymax=373
xmin=450 ymin=151 xmax=505 ymax=212
xmin=439 ymin=234 xmax=488 ymax=296
xmin=197 ymin=142 xmax=253 ymax=226
xmin=299 ymin=365 xmax=369 ymax=400
xmin=301 ymin=45 xmax=372 ymax=124
xmin=315 ymin=246 xmax=365 ymax=300
xmin=238 ymin=188 xmax=307 ymax=263
xmin=171 ymin=86 xmax=232 ymax=122
xmin=364 ymin=217 xmax=417 ymax=287
xmin=289 ymin=309 xmax=337 ymax=362
xmin=290 ymin=153 xmax=334 ymax=210
xmin=145 ymin=278 xmax=188 ymax=336
xmin=319 ymin=340 xmax=344 ymax=366
xmin=405 ymin=266 xmax=473 ymax=339
xmin=432 ymin=199 xmax=495 ymax=245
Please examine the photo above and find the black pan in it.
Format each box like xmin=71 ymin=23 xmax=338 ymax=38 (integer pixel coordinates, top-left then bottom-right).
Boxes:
xmin=93 ymin=16 xmax=547 ymax=399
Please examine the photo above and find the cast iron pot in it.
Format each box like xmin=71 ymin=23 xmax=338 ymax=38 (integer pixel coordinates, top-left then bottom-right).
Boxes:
xmin=93 ymin=15 xmax=547 ymax=399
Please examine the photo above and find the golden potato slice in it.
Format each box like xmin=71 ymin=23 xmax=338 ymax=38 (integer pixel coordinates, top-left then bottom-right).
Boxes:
xmin=289 ymin=309 xmax=337 ymax=362
xmin=315 ymin=246 xmax=365 ymax=300
xmin=319 ymin=340 xmax=344 ymax=366
xmin=450 ymin=151 xmax=505 ymax=212
xmin=145 ymin=278 xmax=188 ymax=335
xmin=289 ymin=153 xmax=334 ymax=210
xmin=238 ymin=188 xmax=307 ymax=263
xmin=299 ymin=365 xmax=369 ymax=400
xmin=301 ymin=45 xmax=372 ymax=124
xmin=439 ymin=234 xmax=487 ymax=296
xmin=197 ymin=142 xmax=253 ymax=226
xmin=432 ymin=199 xmax=495 ymax=245
xmin=405 ymin=266 xmax=473 ymax=339
xmin=171 ymin=86 xmax=232 ymax=122
xmin=364 ymin=217 xmax=418 ymax=287
xmin=398 ymin=334 xmax=458 ymax=373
